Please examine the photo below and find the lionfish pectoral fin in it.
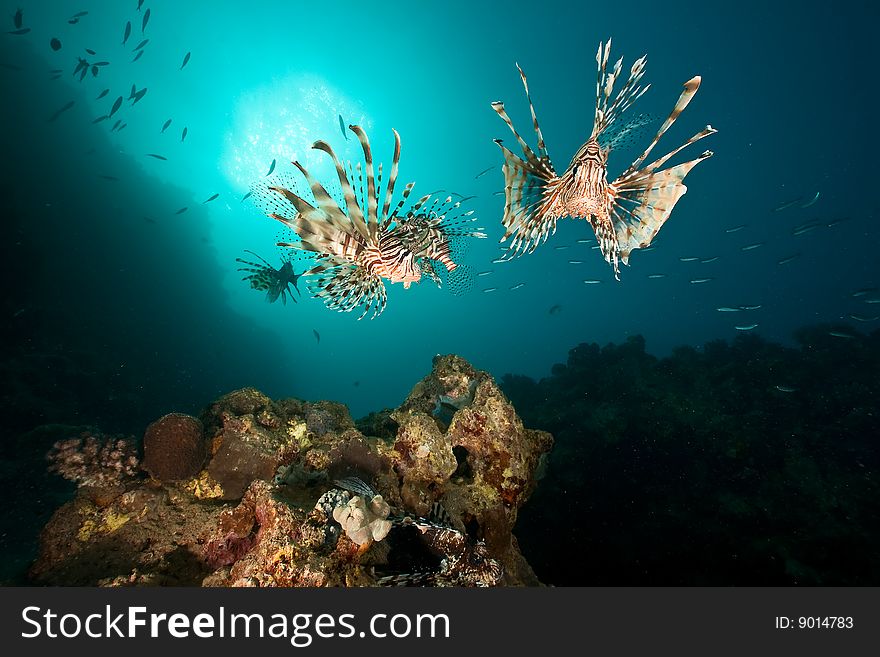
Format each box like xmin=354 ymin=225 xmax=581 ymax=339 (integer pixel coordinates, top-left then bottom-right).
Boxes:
xmin=608 ymin=146 xmax=714 ymax=264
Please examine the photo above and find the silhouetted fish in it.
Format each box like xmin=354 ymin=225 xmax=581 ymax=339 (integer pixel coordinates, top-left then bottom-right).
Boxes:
xmin=313 ymin=329 xmax=320 ymax=343
xmin=181 ymin=126 xmax=188 ymax=142
xmin=98 ymin=174 xmax=119 ymax=181
xmin=13 ymin=7 xmax=22 ymax=28
xmin=109 ymin=96 xmax=123 ymax=117
xmin=8 ymin=28 xmax=30 ymax=35
xmin=85 ymin=48 xmax=96 ymax=55
xmin=110 ymin=119 xmax=122 ymax=132
xmin=240 ymin=191 xmax=252 ymax=202
xmin=131 ymin=88 xmax=147 ymax=105
xmin=174 ymin=207 xmax=188 ymax=215
xmin=146 ymin=153 xmax=167 ymax=160
xmin=133 ymin=39 xmax=149 ymax=51
xmin=142 ymin=8 xmax=151 ymax=33
xmin=96 ymin=88 xmax=109 ymax=99
xmin=266 ymin=159 xmax=276 ymax=176
xmin=548 ymin=304 xmax=562 ymax=315
xmin=50 ymin=37 xmax=61 ymax=51
xmin=180 ymin=51 xmax=190 ymax=69
xmin=132 ymin=50 xmax=144 ymax=63
xmin=161 ymin=118 xmax=171 ymax=132
xmin=339 ymin=114 xmax=348 ymax=139
xmin=202 ymin=193 xmax=219 ymax=204
xmin=474 ymin=165 xmax=495 ymax=179
xmin=92 ymin=115 xmax=109 ymax=123
xmin=122 ymin=21 xmax=131 ymax=45
xmin=47 ymin=100 xmax=74 ymax=122
xmin=137 ymin=0 xmax=145 ymax=10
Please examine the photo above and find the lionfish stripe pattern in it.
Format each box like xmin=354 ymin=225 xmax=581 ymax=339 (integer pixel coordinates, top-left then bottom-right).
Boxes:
xmin=492 ymin=38 xmax=716 ymax=278
xmin=265 ymin=125 xmax=485 ymax=319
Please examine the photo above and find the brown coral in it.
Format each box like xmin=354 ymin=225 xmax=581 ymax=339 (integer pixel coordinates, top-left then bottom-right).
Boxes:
xmin=142 ymin=413 xmax=206 ymax=482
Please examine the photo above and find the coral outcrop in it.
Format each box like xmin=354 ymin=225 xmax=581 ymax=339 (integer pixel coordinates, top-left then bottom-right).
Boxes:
xmin=32 ymin=355 xmax=553 ymax=587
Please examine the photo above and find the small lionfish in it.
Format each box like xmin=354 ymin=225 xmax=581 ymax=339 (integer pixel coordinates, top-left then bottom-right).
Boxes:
xmin=491 ymin=38 xmax=716 ymax=278
xmin=257 ymin=125 xmax=485 ymax=319
xmin=236 ymin=250 xmax=302 ymax=304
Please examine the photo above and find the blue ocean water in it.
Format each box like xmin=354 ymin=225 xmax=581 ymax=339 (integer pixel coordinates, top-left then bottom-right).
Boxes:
xmin=0 ymin=0 xmax=875 ymax=584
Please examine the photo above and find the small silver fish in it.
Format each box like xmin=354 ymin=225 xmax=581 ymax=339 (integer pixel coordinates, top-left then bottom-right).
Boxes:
xmin=700 ymin=256 xmax=719 ymax=263
xmin=568 ymin=260 xmax=584 ymax=264
xmin=777 ymin=254 xmax=799 ymax=265
xmin=716 ymin=307 xmax=741 ymax=312
xmin=735 ymin=324 xmax=758 ymax=331
xmin=476 ymin=271 xmax=493 ymax=276
xmin=679 ymin=256 xmax=699 ymax=262
xmin=792 ymin=222 xmax=821 ymax=236
xmin=773 ymin=197 xmax=802 ymax=212
xmin=583 ymin=279 xmax=602 ymax=284
xmin=647 ymin=274 xmax=666 ymax=279
xmin=690 ymin=278 xmax=713 ymax=284
xmin=775 ymin=385 xmax=796 ymax=393
xmin=851 ymin=288 xmax=877 ymax=298
xmin=483 ymin=287 xmax=497 ymax=292
xmin=741 ymin=243 xmax=764 ymax=251
xmin=740 ymin=305 xmax=762 ymax=310
xmin=801 ymin=191 xmax=820 ymax=208
xmin=849 ymin=314 xmax=879 ymax=322
xmin=553 ymin=245 xmax=569 ymax=250
xmin=725 ymin=224 xmax=747 ymax=233
xmin=509 ymin=283 xmax=526 ymax=290
xmin=828 ymin=331 xmax=855 ymax=339
xmin=576 ymin=238 xmax=593 ymax=244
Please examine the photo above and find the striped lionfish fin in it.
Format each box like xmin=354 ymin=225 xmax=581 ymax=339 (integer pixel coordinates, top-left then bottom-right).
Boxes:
xmin=608 ymin=76 xmax=717 ymax=264
xmin=304 ymin=255 xmax=387 ymax=320
xmin=349 ymin=125 xmax=380 ymax=241
xmin=491 ymin=65 xmax=559 ymax=258
xmin=592 ymin=38 xmax=650 ymax=140
xmin=311 ymin=139 xmax=370 ymax=243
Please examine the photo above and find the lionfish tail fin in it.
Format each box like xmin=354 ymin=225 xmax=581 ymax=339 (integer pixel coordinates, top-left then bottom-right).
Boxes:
xmin=592 ymin=38 xmax=650 ymax=140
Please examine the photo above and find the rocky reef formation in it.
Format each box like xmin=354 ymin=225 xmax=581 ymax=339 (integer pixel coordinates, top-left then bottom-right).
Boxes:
xmin=31 ymin=355 xmax=552 ymax=587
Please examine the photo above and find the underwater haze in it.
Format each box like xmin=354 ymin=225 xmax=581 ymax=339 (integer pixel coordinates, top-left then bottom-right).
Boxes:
xmin=1 ymin=0 xmax=876 ymax=585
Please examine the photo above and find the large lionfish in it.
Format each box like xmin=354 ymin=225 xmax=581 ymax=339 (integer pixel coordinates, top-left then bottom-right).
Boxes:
xmin=236 ymin=250 xmax=302 ymax=304
xmin=492 ymin=38 xmax=717 ymax=278
xmin=255 ymin=126 xmax=485 ymax=319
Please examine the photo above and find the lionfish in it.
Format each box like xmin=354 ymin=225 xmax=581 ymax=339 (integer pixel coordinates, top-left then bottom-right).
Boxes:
xmin=256 ymin=125 xmax=485 ymax=319
xmin=236 ymin=250 xmax=301 ymax=304
xmin=492 ymin=38 xmax=717 ymax=278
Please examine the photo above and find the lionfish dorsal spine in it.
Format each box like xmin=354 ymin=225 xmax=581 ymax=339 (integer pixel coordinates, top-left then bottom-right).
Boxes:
xmin=381 ymin=129 xmax=402 ymax=222
xmin=350 ymin=125 xmax=379 ymax=241
xmin=311 ymin=139 xmax=370 ymax=243
xmin=592 ymin=38 xmax=650 ymax=140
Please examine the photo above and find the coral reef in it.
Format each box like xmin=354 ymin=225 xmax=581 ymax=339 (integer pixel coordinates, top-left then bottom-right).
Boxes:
xmin=504 ymin=328 xmax=880 ymax=585
xmin=142 ymin=412 xmax=206 ymax=481
xmin=32 ymin=356 xmax=552 ymax=587
xmin=46 ymin=432 xmax=140 ymax=506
